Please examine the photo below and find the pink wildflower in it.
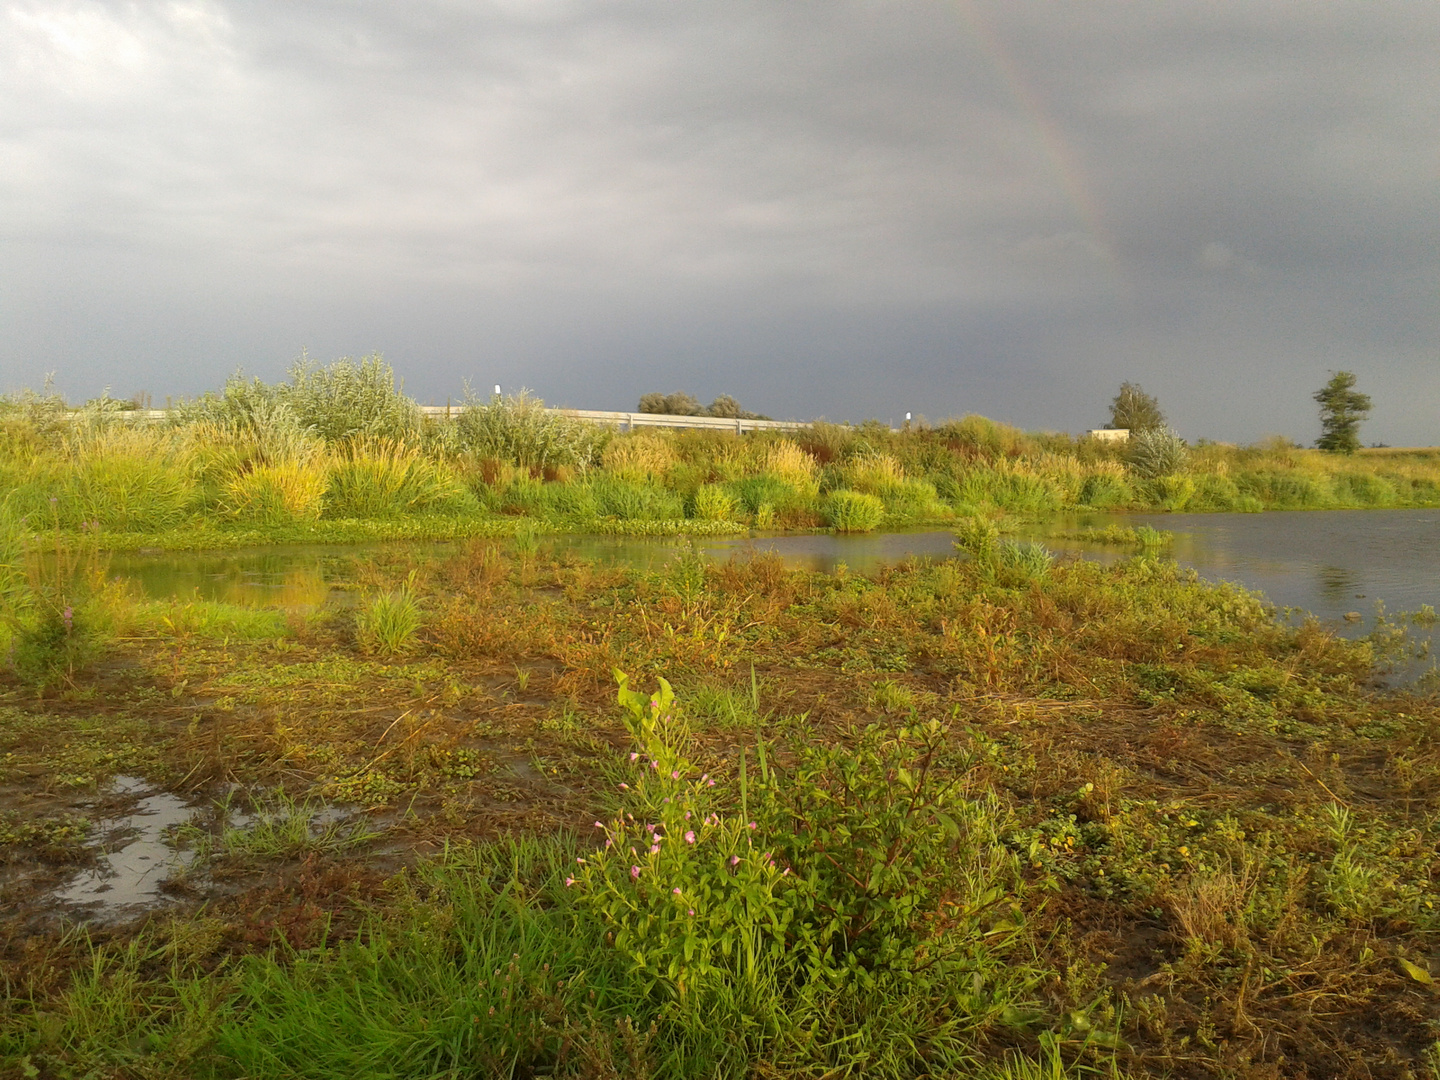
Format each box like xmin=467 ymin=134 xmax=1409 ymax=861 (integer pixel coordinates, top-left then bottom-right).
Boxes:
xmin=684 ymin=830 xmax=695 ymax=844
xmin=650 ymin=844 xmax=660 ymax=855
xmin=630 ymin=752 xmax=639 ymax=762
xmin=687 ymin=908 xmax=695 ymax=916
xmin=619 ymin=783 xmax=629 ymax=790
xmin=594 ymin=821 xmax=604 ymax=828
xmin=630 ymin=865 xmax=641 ymax=879
xmin=565 ymin=877 xmax=575 ymax=887
xmin=747 ymin=822 xmax=757 ymax=830
xmin=672 ymin=887 xmax=682 ymax=896
xmin=730 ymin=855 xmax=741 ymax=866
xmin=671 ymin=770 xmax=679 ymax=780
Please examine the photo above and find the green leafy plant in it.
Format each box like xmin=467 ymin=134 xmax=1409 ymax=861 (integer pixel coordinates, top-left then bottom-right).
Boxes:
xmin=690 ymin=484 xmax=739 ymax=522
xmin=283 ymin=353 xmax=421 ymax=444
xmin=568 ymin=673 xmax=1040 ymax=1071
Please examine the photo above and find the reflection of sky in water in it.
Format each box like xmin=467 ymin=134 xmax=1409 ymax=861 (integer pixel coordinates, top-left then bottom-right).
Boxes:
xmin=1104 ymin=509 xmax=1440 ymax=629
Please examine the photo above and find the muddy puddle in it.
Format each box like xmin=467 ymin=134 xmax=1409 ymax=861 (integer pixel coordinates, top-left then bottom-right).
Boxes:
xmin=21 ymin=778 xmax=384 ymax=925
xmin=50 ymin=775 xmax=196 ymax=923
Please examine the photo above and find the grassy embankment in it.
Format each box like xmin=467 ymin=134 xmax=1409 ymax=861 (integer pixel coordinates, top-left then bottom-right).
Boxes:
xmin=2 ymin=507 xmax=1439 ymax=1077
xmin=3 ymin=359 xmax=1440 ymax=554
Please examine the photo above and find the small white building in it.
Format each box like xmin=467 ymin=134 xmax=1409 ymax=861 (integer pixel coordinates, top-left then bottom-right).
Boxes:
xmin=1087 ymin=428 xmax=1130 ymax=443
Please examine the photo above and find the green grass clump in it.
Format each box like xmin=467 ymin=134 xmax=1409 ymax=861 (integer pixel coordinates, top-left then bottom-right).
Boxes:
xmin=356 ymin=587 xmax=422 ymax=654
xmin=690 ymin=483 xmax=739 ymax=522
xmin=186 ymin=791 xmax=379 ymax=861
xmin=325 ymin=441 xmax=473 ymax=519
xmin=589 ymin=477 xmax=686 ymax=521
xmin=823 ymin=489 xmax=884 ymax=532
xmin=121 ymin=598 xmax=291 ymax=640
xmin=224 ymin=460 xmax=328 ymax=524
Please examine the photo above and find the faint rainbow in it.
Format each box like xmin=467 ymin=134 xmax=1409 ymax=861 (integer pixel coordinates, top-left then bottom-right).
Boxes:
xmin=954 ymin=0 xmax=1129 ymax=289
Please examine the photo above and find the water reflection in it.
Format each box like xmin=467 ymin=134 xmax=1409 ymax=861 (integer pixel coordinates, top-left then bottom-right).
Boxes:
xmin=1316 ymin=565 xmax=1361 ymax=603
xmin=108 ymin=547 xmax=345 ymax=609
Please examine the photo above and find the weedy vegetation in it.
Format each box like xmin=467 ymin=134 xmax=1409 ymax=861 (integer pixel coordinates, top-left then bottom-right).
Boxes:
xmin=2 ymin=363 xmax=1440 ymax=1077
xmin=0 ymin=511 xmax=1437 ymax=1078
xmin=5 ymin=362 xmax=1440 ymax=557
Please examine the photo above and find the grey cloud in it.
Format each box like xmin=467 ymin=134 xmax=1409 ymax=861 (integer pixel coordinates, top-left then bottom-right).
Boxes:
xmin=1 ymin=0 xmax=1436 ymax=444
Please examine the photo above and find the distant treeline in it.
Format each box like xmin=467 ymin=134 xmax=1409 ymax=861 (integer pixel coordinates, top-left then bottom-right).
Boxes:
xmin=637 ymin=391 xmax=768 ymax=421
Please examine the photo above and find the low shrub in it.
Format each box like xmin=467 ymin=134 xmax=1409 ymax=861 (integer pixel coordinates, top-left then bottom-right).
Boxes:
xmin=284 ymin=354 xmax=421 ymax=443
xmin=955 ymin=468 xmax=1061 ymax=514
xmin=729 ymin=475 xmax=805 ymax=517
xmin=1236 ymin=471 xmax=1330 ymax=509
xmin=877 ymin=478 xmax=947 ymax=522
xmin=1188 ymin=473 xmax=1241 ymax=511
xmin=760 ymin=439 xmax=818 ymax=487
xmin=601 ymin=433 xmax=676 ymax=483
xmin=843 ymin=453 xmax=907 ymax=495
xmin=1127 ymin=427 xmax=1188 ymax=480
xmin=937 ymin=414 xmax=1034 ymax=459
xmin=63 ymin=459 xmax=190 ymax=531
xmin=1078 ymin=473 xmax=1134 ymax=508
xmin=1331 ymin=472 xmax=1397 ymax=507
xmin=1145 ymin=474 xmax=1196 ymax=512
xmin=455 ymin=390 xmax=607 ymax=471
xmin=823 ymin=489 xmax=885 ymax=532
xmin=954 ymin=520 xmax=1052 ymax=584
xmin=498 ymin=478 xmax=600 ymax=522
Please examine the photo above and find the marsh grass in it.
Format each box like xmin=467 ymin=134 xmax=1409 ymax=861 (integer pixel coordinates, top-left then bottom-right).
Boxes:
xmin=823 ymin=488 xmax=885 ymax=532
xmin=183 ymin=791 xmax=380 ymax=862
xmin=325 ymin=439 xmax=472 ymax=518
xmin=224 ymin=459 xmax=328 ymax=524
xmin=5 ymin=377 xmax=1440 ymax=545
xmin=4 ymin=534 xmax=1440 ymax=1077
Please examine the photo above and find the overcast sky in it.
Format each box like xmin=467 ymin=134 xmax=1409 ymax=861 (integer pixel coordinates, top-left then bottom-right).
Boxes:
xmin=2 ymin=1 xmax=1436 ymax=443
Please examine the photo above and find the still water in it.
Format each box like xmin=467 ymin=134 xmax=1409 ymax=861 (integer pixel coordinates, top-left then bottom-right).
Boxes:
xmin=108 ymin=509 xmax=1440 ymax=679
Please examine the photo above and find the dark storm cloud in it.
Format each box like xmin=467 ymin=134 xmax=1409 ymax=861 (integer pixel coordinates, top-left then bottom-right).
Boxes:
xmin=1 ymin=1 xmax=1436 ymax=442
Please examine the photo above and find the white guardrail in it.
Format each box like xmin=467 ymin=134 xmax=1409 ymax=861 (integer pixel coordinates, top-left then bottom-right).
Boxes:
xmin=88 ymin=407 xmax=811 ymax=434
xmin=424 ymin=406 xmax=808 ymax=434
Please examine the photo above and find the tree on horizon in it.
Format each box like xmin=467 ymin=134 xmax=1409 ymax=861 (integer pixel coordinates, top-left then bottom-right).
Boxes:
xmin=1108 ymin=382 xmax=1165 ymax=433
xmin=1314 ymin=371 xmax=1372 ymax=454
